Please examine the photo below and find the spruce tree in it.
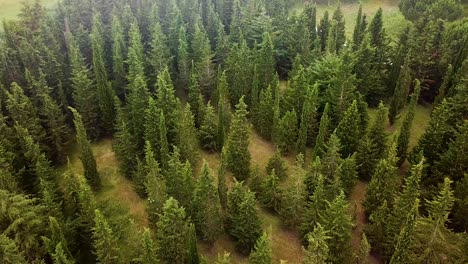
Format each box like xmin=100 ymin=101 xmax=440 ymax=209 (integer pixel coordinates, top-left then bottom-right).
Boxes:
xmin=297 ymin=85 xmax=319 ymax=155
xmin=301 ymin=173 xmax=327 ymax=240
xmin=227 ymin=182 xmax=262 ymax=253
xmin=260 ymin=169 xmax=282 ymax=212
xmin=318 ymin=11 xmax=330 ymax=52
xmin=148 ymin=22 xmax=171 ymax=83
xmin=155 ymin=198 xmax=189 ymax=264
xmin=356 ymin=233 xmax=370 ymax=264
xmin=127 ymin=71 xmax=150 ymax=154
xmin=187 ymin=223 xmax=200 ymax=264
xmin=177 ymin=25 xmax=190 ymax=89
xmin=91 ymin=12 xmax=116 ymax=135
xmin=144 ymin=142 xmax=167 ymax=227
xmin=0 ymin=234 xmax=28 ymax=264
xmin=176 ymin=104 xmax=199 ymax=165
xmin=193 ymin=162 xmax=223 ymax=243
xmin=164 ymin=148 xmax=194 ymax=212
xmin=139 ymin=229 xmax=158 ymax=264
xmin=143 ymin=97 xmax=161 ymax=160
xmin=266 ymin=151 xmax=288 ymax=180
xmin=226 ymin=97 xmax=251 ymax=180
xmin=92 ymin=209 xmax=120 ymax=263
xmin=127 ymin=21 xmax=146 ymax=89
xmin=396 ymin=80 xmax=421 ymax=165
xmin=255 ymin=84 xmax=275 ymax=139
xmin=188 ymin=68 xmax=203 ymax=128
xmin=336 ymin=100 xmax=361 ymax=157
xmin=113 ymin=99 xmax=137 ymax=178
xmin=248 ymin=233 xmax=272 ymax=264
xmin=192 ymin=21 xmax=215 ymax=94
xmin=199 ymin=101 xmax=218 ymax=151
xmin=157 ymin=67 xmax=179 ymax=145
xmin=276 ymin=110 xmax=298 ymax=155
xmin=69 ymin=107 xmax=101 ymax=190
xmin=303 ymin=2 xmax=318 ymax=45
xmin=256 ymin=32 xmax=276 ymax=91
xmin=369 ymin=101 xmax=389 ymax=162
xmin=313 ymin=103 xmax=331 ymax=158
xmin=363 ymin=143 xmax=398 ymax=216
xmin=339 ymin=154 xmax=358 ymax=196
xmin=111 ymin=15 xmax=126 ymax=99
xmin=216 ymin=70 xmax=231 ymax=149
xmin=389 ymin=60 xmax=411 ymax=125
xmin=159 ymin=110 xmax=170 ymax=171
xmin=303 ymin=223 xmax=329 ymax=264
xmin=329 ymin=4 xmax=346 ymax=54
xmin=389 ymin=200 xmax=419 ymax=264
xmin=352 ymin=5 xmax=367 ymax=51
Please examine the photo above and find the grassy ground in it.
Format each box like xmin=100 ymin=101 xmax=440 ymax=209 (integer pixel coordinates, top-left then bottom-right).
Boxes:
xmin=0 ymin=0 xmax=57 ymax=21
xmin=291 ymin=0 xmax=408 ymax=40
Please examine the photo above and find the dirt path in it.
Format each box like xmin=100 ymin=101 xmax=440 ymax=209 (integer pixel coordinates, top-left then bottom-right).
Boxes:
xmin=350 ymin=181 xmax=380 ymax=264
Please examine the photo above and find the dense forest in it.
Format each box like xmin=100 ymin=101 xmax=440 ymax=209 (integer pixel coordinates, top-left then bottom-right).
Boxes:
xmin=0 ymin=0 xmax=467 ymax=263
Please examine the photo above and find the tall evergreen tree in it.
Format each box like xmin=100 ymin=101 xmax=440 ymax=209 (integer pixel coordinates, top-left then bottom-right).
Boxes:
xmin=356 ymin=233 xmax=370 ymax=264
xmin=113 ymin=99 xmax=137 ymax=178
xmin=328 ymin=4 xmax=346 ymax=54
xmin=389 ymin=200 xmax=419 ymax=264
xmin=218 ymin=147 xmax=228 ymax=210
xmin=148 ymin=22 xmax=171 ymax=83
xmin=276 ymin=110 xmax=298 ymax=155
xmin=155 ymin=198 xmax=189 ymax=264
xmin=192 ymin=21 xmax=215 ymax=94
xmin=156 ymin=67 xmax=179 ymax=145
xmin=144 ymin=142 xmax=167 ymax=227
xmin=92 ymin=209 xmax=120 ymax=264
xmin=176 ymin=104 xmax=199 ymax=165
xmin=199 ymin=101 xmax=218 ymax=151
xmin=255 ymin=84 xmax=274 ymax=139
xmin=69 ymin=107 xmax=101 ymax=190
xmin=318 ymin=11 xmax=330 ymax=52
xmin=369 ymin=101 xmax=388 ymax=162
xmin=177 ymin=25 xmax=190 ymax=89
xmin=193 ymin=162 xmax=223 ymax=243
xmin=352 ymin=5 xmax=367 ymax=51
xmin=336 ymin=100 xmax=361 ymax=157
xmin=187 ymin=223 xmax=200 ymax=264
xmin=389 ymin=60 xmax=411 ymax=125
xmin=396 ymin=80 xmax=421 ymax=165
xmin=297 ymin=85 xmax=319 ymax=155
xmin=226 ymin=97 xmax=251 ymax=180
xmin=111 ymin=15 xmax=126 ymax=99
xmin=303 ymin=223 xmax=329 ymax=264
xmin=313 ymin=103 xmax=331 ymax=158
xmin=248 ymin=233 xmax=272 ymax=264
xmin=91 ymin=12 xmax=116 ymax=135
xmin=139 ymin=229 xmax=158 ymax=264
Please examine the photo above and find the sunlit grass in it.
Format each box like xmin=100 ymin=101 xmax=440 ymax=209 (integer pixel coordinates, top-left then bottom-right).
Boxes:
xmin=0 ymin=0 xmax=57 ymax=22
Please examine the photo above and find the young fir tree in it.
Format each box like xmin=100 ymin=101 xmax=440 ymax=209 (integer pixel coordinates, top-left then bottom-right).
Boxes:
xmin=155 ymin=198 xmax=189 ymax=264
xmin=139 ymin=229 xmax=158 ymax=264
xmin=339 ymin=154 xmax=358 ymax=196
xmin=321 ymin=132 xmax=343 ymax=191
xmin=113 ymin=99 xmax=137 ymax=178
xmin=144 ymin=142 xmax=167 ymax=227
xmin=356 ymin=233 xmax=371 ymax=264
xmin=199 ymin=101 xmax=219 ymax=151
xmin=318 ymin=11 xmax=330 ymax=52
xmin=158 ymin=110 xmax=170 ymax=171
xmin=227 ymin=182 xmax=262 ymax=253
xmin=192 ymin=21 xmax=215 ymax=94
xmin=297 ymin=85 xmax=319 ymax=155
xmin=255 ymin=84 xmax=274 ymax=139
xmin=226 ymin=97 xmax=251 ymax=180
xmin=280 ymin=164 xmax=306 ymax=228
xmin=329 ymin=4 xmax=346 ymax=54
xmin=187 ymin=223 xmax=200 ymax=264
xmin=66 ymin=31 xmax=101 ymax=139
xmin=368 ymin=101 xmax=388 ymax=162
xmin=69 ymin=107 xmax=101 ymax=190
xmin=193 ymin=162 xmax=223 ymax=243
xmin=111 ymin=15 xmax=126 ymax=99
xmin=301 ymin=173 xmax=328 ymax=241
xmin=276 ymin=110 xmax=298 ymax=155
xmin=91 ymin=12 xmax=116 ymax=135
xmin=157 ymin=67 xmax=179 ymax=145
xmin=303 ymin=2 xmax=318 ymax=45
xmin=148 ymin=22 xmax=171 ymax=83
xmin=352 ymin=4 xmax=367 ymax=51
xmin=188 ymin=67 xmax=203 ymax=128
xmin=164 ymin=148 xmax=194 ymax=213
xmin=248 ymin=233 xmax=272 ymax=264
xmin=92 ymin=209 xmax=120 ymax=263
xmin=396 ymin=80 xmax=421 ymax=165
xmin=256 ymin=32 xmax=276 ymax=92
xmin=389 ymin=59 xmax=411 ymax=125
xmin=176 ymin=104 xmax=199 ymax=165
xmin=389 ymin=199 xmax=419 ymax=264
xmin=336 ymin=100 xmax=361 ymax=157
xmin=363 ymin=143 xmax=398 ymax=216
xmin=266 ymin=151 xmax=288 ymax=180
xmin=313 ymin=103 xmax=331 ymax=158
xmin=260 ymin=169 xmax=282 ymax=212
xmin=303 ymin=223 xmax=329 ymax=264
xmin=177 ymin=25 xmax=190 ymax=89
xmin=216 ymin=70 xmax=231 ymax=150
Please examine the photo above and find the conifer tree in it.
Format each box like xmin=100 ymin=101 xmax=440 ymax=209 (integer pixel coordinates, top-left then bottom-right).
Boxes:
xmin=192 ymin=21 xmax=215 ymax=94
xmin=91 ymin=12 xmax=116 ymax=135
xmin=92 ymin=209 xmax=120 ymax=263
xmin=303 ymin=2 xmax=318 ymax=45
xmin=0 ymin=234 xmax=28 ymax=264
xmin=318 ymin=11 xmax=330 ymax=52
xmin=193 ymin=162 xmax=223 ymax=243
xmin=266 ymin=151 xmax=288 ymax=180
xmin=199 ymin=101 xmax=218 ymax=151
xmin=113 ymin=99 xmax=137 ymax=178
xmin=176 ymin=104 xmax=199 ymax=165
xmin=356 ymin=233 xmax=370 ymax=264
xmin=70 ymin=107 xmax=101 ymax=190
xmin=226 ymin=97 xmax=251 ymax=180
xmin=127 ymin=21 xmax=146 ymax=89
xmin=139 ymin=229 xmax=158 ymax=264
xmin=276 ymin=110 xmax=298 ymax=155
xmin=329 ymin=4 xmax=346 ymax=54
xmin=301 ymin=173 xmax=327 ymax=240
xmin=255 ymin=84 xmax=274 ymax=139
xmin=352 ymin=5 xmax=367 ymax=51
xmin=389 ymin=60 xmax=411 ymax=125
xmin=303 ymin=223 xmax=329 ymax=264
xmin=144 ymin=142 xmax=167 ymax=227
xmin=369 ymin=102 xmax=388 ymax=162
xmin=218 ymin=148 xmax=228 ymax=210
xmin=336 ymin=100 xmax=361 ymax=157
xmin=260 ymin=169 xmax=282 ymax=212
xmin=280 ymin=168 xmax=306 ymax=228
xmin=256 ymin=32 xmax=276 ymax=91
xmin=111 ymin=15 xmax=126 ymax=99
xmin=188 ymin=68 xmax=203 ymax=127
xmin=396 ymin=80 xmax=421 ymax=165
xmin=66 ymin=32 xmax=101 ymax=138
xmin=389 ymin=200 xmax=419 ymax=264
xmin=297 ymin=85 xmax=319 ymax=155
xmin=156 ymin=198 xmax=189 ymax=264
xmin=186 ymin=224 xmax=200 ymax=264
xmin=127 ymin=74 xmax=150 ymax=154
xmin=339 ymin=154 xmax=358 ymax=196
xmin=363 ymin=143 xmax=398 ymax=216
xmin=166 ymin=148 xmax=195 ymax=212
xmin=321 ymin=132 xmax=343 ymax=189
xmin=157 ymin=67 xmax=179 ymax=144
xmin=148 ymin=22 xmax=171 ymax=83
xmin=313 ymin=103 xmax=331 ymax=158
xmin=227 ymin=182 xmax=262 ymax=253
xmin=42 ymin=216 xmax=73 ymax=262
xmin=158 ymin=110 xmax=170 ymax=170
xmin=52 ymin=242 xmax=75 ymax=264
xmin=248 ymin=233 xmax=272 ymax=264
xmin=177 ymin=25 xmax=190 ymax=89
xmin=216 ymin=70 xmax=231 ymax=149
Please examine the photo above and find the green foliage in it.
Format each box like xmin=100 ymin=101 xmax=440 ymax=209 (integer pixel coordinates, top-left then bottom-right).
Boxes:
xmin=148 ymin=22 xmax=171 ymax=82
xmin=339 ymin=154 xmax=358 ymax=196
xmin=399 ymin=0 xmax=463 ymax=21
xmin=199 ymin=101 xmax=219 ymax=151
xmin=192 ymin=21 xmax=215 ymax=94
xmin=356 ymin=233 xmax=370 ymax=264
xmin=111 ymin=15 xmax=126 ymax=99
xmin=113 ymin=100 xmax=137 ymax=178
xmin=193 ymin=162 xmax=223 ymax=243
xmin=227 ymin=181 xmax=262 ymax=253
xmin=156 ymin=198 xmax=189 ymax=264
xmin=297 ymin=85 xmax=319 ymax=155
xmin=218 ymin=148 xmax=228 ymax=210
xmin=176 ymin=104 xmax=199 ymax=165
xmin=266 ymin=151 xmax=288 ymax=180
xmin=389 ymin=61 xmax=411 ymax=125
xmin=313 ymin=103 xmax=331 ymax=158
xmin=369 ymin=102 xmax=389 ymax=162
xmin=276 ymin=110 xmax=298 ymax=155
xmin=248 ymin=233 xmax=272 ymax=264
xmin=389 ymin=199 xmax=419 ymax=264
xmin=254 ymin=84 xmax=274 ymax=139
xmin=352 ymin=5 xmax=367 ymax=51
xmin=165 ymin=148 xmax=194 ymax=212
xmin=336 ymin=100 xmax=361 ymax=157
xmin=303 ymin=223 xmax=329 ymax=264
xmin=92 ymin=209 xmax=120 ymax=263
xmin=328 ymin=4 xmax=346 ymax=54
xmin=259 ymin=169 xmax=282 ymax=212
xmin=139 ymin=229 xmax=158 ymax=264
xmin=187 ymin=224 xmax=200 ymax=264
xmin=226 ymin=97 xmax=251 ymax=180
xmin=70 ymin=107 xmax=101 ymax=190
xmin=279 ymin=170 xmax=306 ymax=228
xmin=144 ymin=142 xmax=167 ymax=227
xmin=0 ymin=234 xmax=27 ymax=264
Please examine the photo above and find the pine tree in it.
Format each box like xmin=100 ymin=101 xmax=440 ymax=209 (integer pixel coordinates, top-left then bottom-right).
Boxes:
xmin=192 ymin=21 xmax=215 ymax=94
xmin=193 ymin=162 xmax=223 ymax=243
xmin=175 ymin=105 xmax=199 ymax=165
xmin=177 ymin=25 xmax=190 ymax=89
xmin=91 ymin=12 xmax=116 ymax=135
xmin=336 ymin=100 xmax=361 ymax=157
xmin=303 ymin=223 xmax=329 ymax=264
xmin=199 ymin=101 xmax=219 ymax=151
xmin=339 ymin=154 xmax=358 ymax=196
xmin=111 ymin=15 xmax=126 ymax=99
xmin=69 ymin=107 xmax=101 ymax=190
xmin=144 ymin=142 xmax=167 ymax=227
xmin=66 ymin=32 xmax=101 ymax=138
xmin=389 ymin=60 xmax=411 ymax=125
xmin=255 ymin=84 xmax=274 ymax=139
xmin=187 ymin=223 xmax=200 ymax=264
xmin=248 ymin=233 xmax=272 ymax=264
xmin=260 ymin=169 xmax=282 ymax=212
xmin=92 ymin=209 xmax=120 ymax=263
xmin=363 ymin=143 xmax=398 ymax=216
xmin=276 ymin=110 xmax=298 ymax=155
xmin=266 ymin=151 xmax=288 ymax=180
xmin=297 ymin=85 xmax=319 ymax=155
xmin=139 ymin=229 xmax=158 ymax=264
xmin=227 ymin=182 xmax=262 ymax=253
xmin=148 ymin=22 xmax=171 ymax=83
xmin=113 ymin=99 xmax=137 ymax=178
xmin=389 ymin=200 xmax=419 ymax=264
xmin=329 ymin=4 xmax=346 ymax=54
xmin=321 ymin=191 xmax=353 ymax=263
xmin=369 ymin=102 xmax=388 ymax=162
xmin=226 ymin=97 xmax=251 ymax=180
xmin=155 ymin=197 xmax=189 ymax=264
xmin=356 ymin=233 xmax=371 ymax=264
xmin=318 ymin=11 xmax=330 ymax=52
xmin=352 ymin=5 xmax=367 ymax=51
xmin=396 ymin=80 xmax=421 ymax=165
xmin=313 ymin=103 xmax=331 ymax=158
